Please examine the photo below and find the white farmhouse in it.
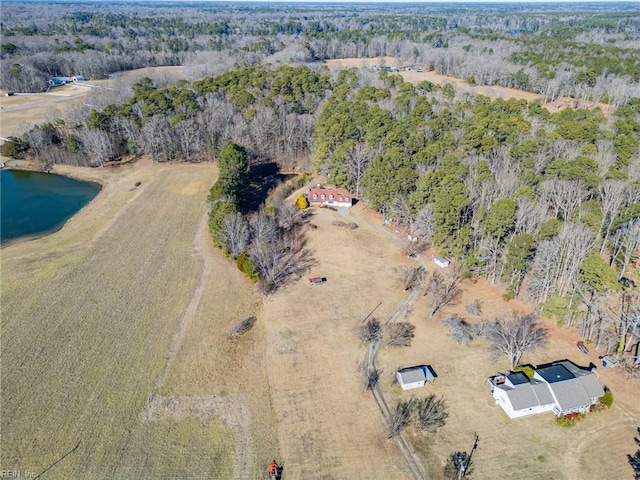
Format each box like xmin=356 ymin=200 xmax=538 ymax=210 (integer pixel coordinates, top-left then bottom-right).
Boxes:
xmin=488 ymin=360 xmax=604 ymax=420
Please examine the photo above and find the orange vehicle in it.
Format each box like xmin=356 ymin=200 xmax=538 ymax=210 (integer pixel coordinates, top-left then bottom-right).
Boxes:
xmin=268 ymin=460 xmax=280 ymax=480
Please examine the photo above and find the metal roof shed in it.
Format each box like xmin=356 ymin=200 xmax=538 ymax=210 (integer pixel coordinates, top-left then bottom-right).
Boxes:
xmin=396 ymin=365 xmax=437 ymax=391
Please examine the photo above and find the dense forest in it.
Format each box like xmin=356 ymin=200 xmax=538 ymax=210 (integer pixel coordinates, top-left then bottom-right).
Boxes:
xmin=2 ymin=2 xmax=639 ymax=372
xmin=2 ymin=2 xmax=640 ymax=105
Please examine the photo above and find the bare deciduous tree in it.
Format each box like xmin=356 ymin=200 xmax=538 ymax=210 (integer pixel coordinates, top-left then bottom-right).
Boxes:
xmin=388 ymin=399 xmax=413 ymax=438
xmin=384 ymin=322 xmax=416 ymax=348
xmin=347 ymin=142 xmax=373 ymax=197
xmin=249 ymin=212 xmax=279 ymax=247
xmin=466 ymin=300 xmax=482 ymax=317
xmin=365 ymin=367 xmax=382 ymax=391
xmin=411 ymin=204 xmax=435 ymax=245
xmin=514 ymin=197 xmax=547 ymax=236
xmin=78 ymin=129 xmax=113 ymax=167
xmin=398 ymin=265 xmax=427 ymax=291
xmin=249 ymin=241 xmax=312 ymax=293
xmin=598 ymin=180 xmax=628 ymax=254
xmin=426 ymin=266 xmax=466 ymax=317
xmin=403 ymin=237 xmax=427 ymax=258
xmin=358 ymin=318 xmax=382 ymax=344
xmin=538 ymin=179 xmax=587 ymax=221
xmin=486 ymin=312 xmax=548 ymax=370
xmin=220 ymin=211 xmax=250 ymax=259
xmin=443 ymin=315 xmax=475 ymax=345
xmin=443 ymin=451 xmax=474 ymax=480
xmin=414 ymin=394 xmax=448 ymax=432
xmin=527 ymin=223 xmax=595 ymax=302
xmin=610 ymin=219 xmax=640 ymax=279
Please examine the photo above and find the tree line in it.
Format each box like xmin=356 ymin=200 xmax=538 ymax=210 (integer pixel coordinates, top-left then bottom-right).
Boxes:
xmin=3 ymin=64 xmax=329 ymax=171
xmin=207 ymin=141 xmax=312 ymax=293
xmin=1 ymin=2 xmax=639 ymax=107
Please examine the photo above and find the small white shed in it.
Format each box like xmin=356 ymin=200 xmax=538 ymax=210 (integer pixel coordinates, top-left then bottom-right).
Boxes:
xmin=434 ymin=256 xmax=450 ymax=268
xmin=396 ymin=365 xmax=437 ymax=391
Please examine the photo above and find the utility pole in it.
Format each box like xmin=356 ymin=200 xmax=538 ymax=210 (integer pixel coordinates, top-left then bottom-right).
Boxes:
xmin=458 ymin=432 xmax=479 ymax=480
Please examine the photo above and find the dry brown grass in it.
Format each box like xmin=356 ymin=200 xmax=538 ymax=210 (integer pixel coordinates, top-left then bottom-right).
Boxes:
xmin=259 ymin=192 xmax=639 ymax=480
xmin=261 ymin=203 xmax=418 ymax=479
xmin=375 ymin=256 xmax=639 ymax=480
xmin=0 ymin=159 xmax=275 ymax=478
xmin=3 ymin=160 xmax=637 ymax=479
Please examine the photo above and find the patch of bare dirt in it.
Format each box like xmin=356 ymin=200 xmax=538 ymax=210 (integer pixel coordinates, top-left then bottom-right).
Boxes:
xmin=142 ymin=395 xmax=253 ymax=480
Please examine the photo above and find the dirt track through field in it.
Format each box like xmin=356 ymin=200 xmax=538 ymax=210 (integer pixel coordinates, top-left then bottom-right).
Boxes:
xmin=1 ymin=161 xmax=220 ymax=477
xmin=154 ymin=213 xmax=211 ymax=392
xmin=367 ymin=287 xmax=427 ymax=480
xmin=261 ymin=203 xmax=419 ymax=479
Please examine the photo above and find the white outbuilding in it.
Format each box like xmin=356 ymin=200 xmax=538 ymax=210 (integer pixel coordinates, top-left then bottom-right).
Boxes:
xmin=434 ymin=256 xmax=450 ymax=268
xmin=396 ymin=365 xmax=437 ymax=391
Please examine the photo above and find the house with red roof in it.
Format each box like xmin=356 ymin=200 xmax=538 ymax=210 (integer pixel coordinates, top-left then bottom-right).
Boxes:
xmin=307 ymin=184 xmax=354 ymax=208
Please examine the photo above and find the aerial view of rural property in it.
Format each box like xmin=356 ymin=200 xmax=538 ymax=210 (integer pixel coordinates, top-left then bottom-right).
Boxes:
xmin=2 ymin=1 xmax=640 ymax=479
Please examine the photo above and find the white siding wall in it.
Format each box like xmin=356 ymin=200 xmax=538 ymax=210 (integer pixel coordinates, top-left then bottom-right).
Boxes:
xmin=396 ymin=372 xmax=425 ymax=390
xmin=492 ymin=389 xmax=555 ymax=419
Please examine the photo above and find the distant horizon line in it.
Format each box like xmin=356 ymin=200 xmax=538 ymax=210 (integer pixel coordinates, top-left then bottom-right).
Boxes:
xmin=4 ymin=0 xmax=640 ymax=3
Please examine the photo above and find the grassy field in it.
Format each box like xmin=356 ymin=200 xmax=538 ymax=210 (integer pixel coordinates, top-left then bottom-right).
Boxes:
xmin=260 ymin=197 xmax=639 ymax=480
xmin=260 ymin=203 xmax=419 ymax=479
xmin=1 ymin=160 xmax=277 ymax=478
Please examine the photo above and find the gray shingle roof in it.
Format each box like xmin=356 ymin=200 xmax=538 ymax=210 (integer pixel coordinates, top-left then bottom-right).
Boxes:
xmin=397 ymin=365 xmax=436 ymax=384
xmin=398 ymin=368 xmax=426 ymax=384
xmin=531 ymin=380 xmax=555 ymax=406
xmin=537 ymin=361 xmax=605 ymax=412
xmin=500 ymin=384 xmax=540 ymax=410
xmin=578 ymin=374 xmax=605 ymax=399
xmin=492 ymin=360 xmax=604 ymax=415
xmin=550 ymin=379 xmax=593 ymax=411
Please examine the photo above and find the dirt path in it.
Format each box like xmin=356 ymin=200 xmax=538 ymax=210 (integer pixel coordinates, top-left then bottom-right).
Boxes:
xmin=154 ymin=212 xmax=212 ymax=392
xmin=366 ymin=287 xmax=427 ymax=480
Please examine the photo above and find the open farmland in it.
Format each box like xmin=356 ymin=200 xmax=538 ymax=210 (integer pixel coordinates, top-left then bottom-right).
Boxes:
xmin=0 ymin=66 xmax=186 ymax=139
xmin=0 ymin=159 xmax=275 ymax=478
